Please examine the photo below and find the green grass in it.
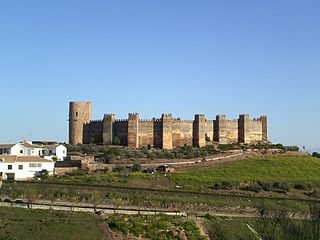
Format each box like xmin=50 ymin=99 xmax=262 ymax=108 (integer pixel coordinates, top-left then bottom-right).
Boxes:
xmin=0 ymin=207 xmax=105 ymax=240
xmin=168 ymin=156 xmax=320 ymax=191
xmin=205 ymin=216 xmax=257 ymax=240
xmin=107 ymin=214 xmax=206 ymax=240
xmin=1 ymin=156 xmax=319 ymax=216
xmin=50 ymin=156 xmax=320 ymax=191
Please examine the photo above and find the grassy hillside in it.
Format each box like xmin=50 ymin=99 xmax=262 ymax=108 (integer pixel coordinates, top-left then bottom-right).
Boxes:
xmin=173 ymin=156 xmax=320 ymax=185
xmin=0 ymin=207 xmax=105 ymax=240
xmin=49 ymin=155 xmax=320 ymax=192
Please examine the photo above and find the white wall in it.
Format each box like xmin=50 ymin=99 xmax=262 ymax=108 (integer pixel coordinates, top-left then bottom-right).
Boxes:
xmin=0 ymin=161 xmax=54 ymax=180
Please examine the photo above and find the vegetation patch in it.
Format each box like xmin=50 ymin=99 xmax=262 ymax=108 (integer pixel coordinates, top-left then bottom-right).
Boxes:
xmin=107 ymin=214 xmax=206 ymax=240
xmin=0 ymin=207 xmax=104 ymax=240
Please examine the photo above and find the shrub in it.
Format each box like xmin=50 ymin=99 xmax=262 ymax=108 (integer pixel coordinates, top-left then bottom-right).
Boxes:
xmin=284 ymin=145 xmax=299 ymax=151
xmin=113 ymin=136 xmax=121 ymax=145
xmin=312 ymin=152 xmax=320 ymax=158
xmin=108 ymin=220 xmax=129 ymax=235
xmin=146 ymin=152 xmax=156 ymax=159
xmin=242 ymin=183 xmax=263 ymax=193
xmin=132 ymin=162 xmax=142 ymax=172
xmin=294 ymin=183 xmax=312 ymax=191
xmin=218 ymin=144 xmax=236 ymax=151
xmin=212 ymin=181 xmax=238 ymax=190
xmin=176 ymin=152 xmax=184 ymax=159
xmin=185 ymin=152 xmax=195 ymax=159
xmin=134 ymin=151 xmax=144 ymax=158
xmin=272 ymin=143 xmax=285 ymax=150
xmin=258 ymin=181 xmax=273 ymax=191
xmin=203 ymin=214 xmax=217 ymax=221
xmin=205 ymin=145 xmax=216 ymax=154
xmin=155 ymin=150 xmax=165 ymax=158
xmin=273 ymin=182 xmax=290 ymax=193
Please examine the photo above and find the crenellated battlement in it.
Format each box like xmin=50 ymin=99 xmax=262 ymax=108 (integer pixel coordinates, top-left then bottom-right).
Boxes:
xmin=140 ymin=119 xmax=154 ymax=122
xmin=115 ymin=119 xmax=128 ymax=123
xmin=89 ymin=119 xmax=103 ymax=123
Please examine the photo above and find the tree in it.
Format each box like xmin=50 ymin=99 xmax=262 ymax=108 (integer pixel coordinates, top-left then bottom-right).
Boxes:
xmin=254 ymin=201 xmax=320 ymax=240
xmin=114 ymin=136 xmax=121 ymax=145
xmin=132 ymin=162 xmax=142 ymax=172
xmin=36 ymin=169 xmax=49 ymax=180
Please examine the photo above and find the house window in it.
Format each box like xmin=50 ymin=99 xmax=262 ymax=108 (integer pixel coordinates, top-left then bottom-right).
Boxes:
xmin=8 ymin=165 xmax=12 ymax=170
xmin=49 ymin=150 xmax=53 ymax=154
xmin=76 ymin=112 xmax=78 ymax=116
xmin=0 ymin=172 xmax=3 ymax=177
xmin=19 ymin=165 xmax=23 ymax=170
xmin=29 ymin=163 xmax=42 ymax=168
xmin=20 ymin=150 xmax=23 ymax=154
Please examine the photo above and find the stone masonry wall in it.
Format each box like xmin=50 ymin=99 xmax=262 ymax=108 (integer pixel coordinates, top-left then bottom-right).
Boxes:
xmin=205 ymin=120 xmax=214 ymax=141
xmin=128 ymin=113 xmax=139 ymax=148
xmin=162 ymin=114 xmax=173 ymax=150
xmin=138 ymin=120 xmax=154 ymax=147
xmin=225 ymin=120 xmax=238 ymax=143
xmin=83 ymin=120 xmax=103 ymax=144
xmin=114 ymin=120 xmax=128 ymax=146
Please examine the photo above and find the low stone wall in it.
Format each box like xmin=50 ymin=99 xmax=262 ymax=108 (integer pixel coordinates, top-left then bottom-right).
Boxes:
xmin=88 ymin=163 xmax=109 ymax=172
xmin=54 ymin=167 xmax=79 ymax=176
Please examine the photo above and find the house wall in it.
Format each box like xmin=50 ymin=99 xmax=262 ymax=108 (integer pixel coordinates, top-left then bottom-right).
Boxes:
xmin=0 ymin=161 xmax=54 ymax=180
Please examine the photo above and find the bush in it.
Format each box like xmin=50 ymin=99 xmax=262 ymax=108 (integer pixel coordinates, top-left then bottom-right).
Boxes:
xmin=108 ymin=220 xmax=129 ymax=235
xmin=113 ymin=136 xmax=121 ymax=145
xmin=132 ymin=162 xmax=142 ymax=172
xmin=242 ymin=183 xmax=263 ymax=193
xmin=284 ymin=145 xmax=299 ymax=151
xmin=134 ymin=151 xmax=144 ymax=158
xmin=155 ymin=150 xmax=166 ymax=159
xmin=294 ymin=183 xmax=312 ymax=191
xmin=147 ymin=152 xmax=156 ymax=159
xmin=205 ymin=145 xmax=216 ymax=154
xmin=212 ymin=181 xmax=238 ymax=190
xmin=258 ymin=181 xmax=273 ymax=191
xmin=218 ymin=144 xmax=236 ymax=151
xmin=176 ymin=152 xmax=184 ymax=159
xmin=273 ymin=182 xmax=290 ymax=193
xmin=185 ymin=152 xmax=195 ymax=159
xmin=312 ymin=152 xmax=320 ymax=158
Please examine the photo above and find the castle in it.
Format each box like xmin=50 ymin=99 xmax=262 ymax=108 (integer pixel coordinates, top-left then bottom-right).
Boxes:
xmin=69 ymin=101 xmax=268 ymax=150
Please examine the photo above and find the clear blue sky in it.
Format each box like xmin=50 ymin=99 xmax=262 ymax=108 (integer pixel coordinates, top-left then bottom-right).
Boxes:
xmin=0 ymin=1 xmax=319 ymax=151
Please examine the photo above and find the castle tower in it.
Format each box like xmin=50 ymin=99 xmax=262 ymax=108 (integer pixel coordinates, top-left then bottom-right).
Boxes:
xmin=103 ymin=114 xmax=116 ymax=145
xmin=162 ymin=114 xmax=173 ymax=150
xmin=193 ymin=114 xmax=206 ymax=148
xmin=128 ymin=113 xmax=139 ymax=149
xmin=69 ymin=101 xmax=92 ymax=144
xmin=238 ymin=114 xmax=250 ymax=143
xmin=261 ymin=115 xmax=268 ymax=142
xmin=214 ymin=115 xmax=227 ymax=144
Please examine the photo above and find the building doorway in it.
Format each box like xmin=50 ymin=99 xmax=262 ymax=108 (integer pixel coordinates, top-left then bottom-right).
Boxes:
xmin=5 ymin=173 xmax=15 ymax=180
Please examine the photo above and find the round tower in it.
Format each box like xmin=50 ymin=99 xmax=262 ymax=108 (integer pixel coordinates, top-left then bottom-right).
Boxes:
xmin=69 ymin=101 xmax=92 ymax=144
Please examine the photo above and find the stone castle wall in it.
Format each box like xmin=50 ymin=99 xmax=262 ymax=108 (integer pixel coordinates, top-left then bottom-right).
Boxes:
xmin=83 ymin=120 xmax=103 ymax=144
xmin=69 ymin=101 xmax=268 ymax=149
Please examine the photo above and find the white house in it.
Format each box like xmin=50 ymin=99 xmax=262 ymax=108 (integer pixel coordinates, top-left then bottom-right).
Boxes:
xmin=0 ymin=143 xmax=43 ymax=156
xmin=0 ymin=155 xmax=55 ymax=180
xmin=42 ymin=144 xmax=67 ymax=161
xmin=0 ymin=142 xmax=67 ymax=161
